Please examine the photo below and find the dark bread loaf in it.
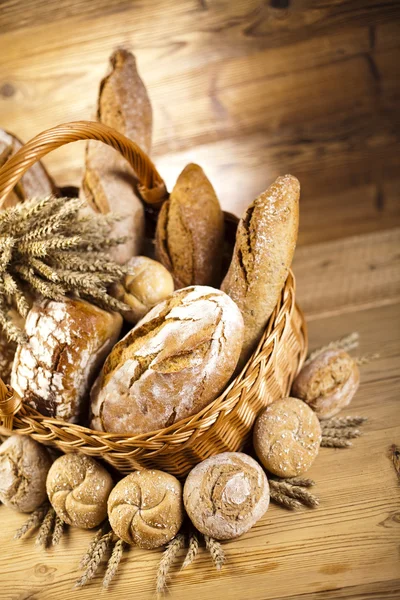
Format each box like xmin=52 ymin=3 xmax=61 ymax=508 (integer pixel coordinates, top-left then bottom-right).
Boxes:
xmin=80 ymin=49 xmax=152 ymax=263
xmin=221 ymin=174 xmax=300 ymax=366
xmin=90 ymin=286 xmax=244 ymax=434
xmin=11 ymin=298 xmax=122 ymax=423
xmin=155 ymin=164 xmax=224 ymax=288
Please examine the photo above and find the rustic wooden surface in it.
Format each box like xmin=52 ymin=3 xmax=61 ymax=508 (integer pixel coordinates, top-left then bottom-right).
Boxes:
xmin=0 ymin=1 xmax=399 ymax=599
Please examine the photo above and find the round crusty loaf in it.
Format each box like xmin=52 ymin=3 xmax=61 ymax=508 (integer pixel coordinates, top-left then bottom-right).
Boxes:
xmin=110 ymin=256 xmax=174 ymax=324
xmin=183 ymin=452 xmax=270 ymax=540
xmin=90 ymin=286 xmax=244 ymax=434
xmin=108 ymin=470 xmax=184 ymax=549
xmin=46 ymin=453 xmax=113 ymax=529
xmin=155 ymin=163 xmax=224 ymax=288
xmin=253 ymin=397 xmax=321 ymax=478
xmin=292 ymin=349 xmax=360 ymax=419
xmin=221 ymin=174 xmax=300 ymax=367
xmin=0 ymin=435 xmax=52 ymax=513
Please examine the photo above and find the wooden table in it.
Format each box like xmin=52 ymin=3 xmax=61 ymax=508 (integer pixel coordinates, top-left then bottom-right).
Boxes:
xmin=0 ymin=1 xmax=399 ymax=599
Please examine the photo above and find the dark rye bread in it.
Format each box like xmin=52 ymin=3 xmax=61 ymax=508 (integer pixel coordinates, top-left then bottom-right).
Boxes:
xmin=221 ymin=174 xmax=300 ymax=366
xmin=155 ymin=164 xmax=224 ymax=288
xmin=90 ymin=286 xmax=244 ymax=434
xmin=80 ymin=49 xmax=152 ymax=264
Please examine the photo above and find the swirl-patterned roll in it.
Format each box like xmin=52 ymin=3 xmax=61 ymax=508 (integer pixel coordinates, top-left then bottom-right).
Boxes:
xmin=183 ymin=452 xmax=270 ymax=540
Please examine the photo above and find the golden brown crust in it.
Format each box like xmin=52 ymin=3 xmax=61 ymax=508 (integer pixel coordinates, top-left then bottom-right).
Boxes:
xmin=253 ymin=397 xmax=321 ymax=478
xmin=221 ymin=174 xmax=300 ymax=366
xmin=108 ymin=470 xmax=184 ymax=549
xmin=155 ymin=164 xmax=224 ymax=288
xmin=292 ymin=349 xmax=360 ymax=419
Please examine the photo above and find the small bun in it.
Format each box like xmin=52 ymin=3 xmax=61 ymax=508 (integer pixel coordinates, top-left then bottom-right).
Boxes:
xmin=183 ymin=452 xmax=270 ymax=540
xmin=0 ymin=435 xmax=51 ymax=513
xmin=110 ymin=256 xmax=174 ymax=324
xmin=253 ymin=397 xmax=321 ymax=477
xmin=292 ymin=349 xmax=360 ymax=418
xmin=46 ymin=454 xmax=113 ymax=529
xmin=108 ymin=470 xmax=184 ymax=549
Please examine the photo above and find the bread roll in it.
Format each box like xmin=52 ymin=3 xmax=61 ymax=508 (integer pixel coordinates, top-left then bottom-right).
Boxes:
xmin=155 ymin=164 xmax=224 ymax=288
xmin=108 ymin=470 xmax=184 ymax=549
xmin=0 ymin=435 xmax=52 ymax=513
xmin=221 ymin=174 xmax=300 ymax=366
xmin=292 ymin=349 xmax=360 ymax=419
xmin=90 ymin=286 xmax=244 ymax=434
xmin=46 ymin=453 xmax=113 ymax=529
xmin=11 ymin=298 xmax=122 ymax=423
xmin=253 ymin=397 xmax=321 ymax=477
xmin=110 ymin=256 xmax=174 ymax=324
xmin=80 ymin=49 xmax=152 ymax=263
xmin=184 ymin=452 xmax=270 ymax=540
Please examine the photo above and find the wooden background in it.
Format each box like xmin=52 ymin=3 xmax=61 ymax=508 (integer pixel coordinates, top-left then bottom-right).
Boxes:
xmin=0 ymin=1 xmax=400 ymax=599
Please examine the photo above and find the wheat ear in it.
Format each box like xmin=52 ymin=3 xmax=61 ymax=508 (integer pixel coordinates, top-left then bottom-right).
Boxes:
xmin=204 ymin=535 xmax=225 ymax=571
xmin=102 ymin=538 xmax=126 ymax=589
xmin=156 ymin=533 xmax=185 ymax=595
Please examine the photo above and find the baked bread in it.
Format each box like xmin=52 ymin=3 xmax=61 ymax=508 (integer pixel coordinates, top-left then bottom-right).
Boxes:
xmin=292 ymin=349 xmax=360 ymax=419
xmin=155 ymin=164 xmax=224 ymax=288
xmin=108 ymin=470 xmax=184 ymax=549
xmin=46 ymin=453 xmax=113 ymax=529
xmin=110 ymin=256 xmax=174 ymax=324
xmin=80 ymin=49 xmax=152 ymax=263
xmin=253 ymin=397 xmax=321 ymax=477
xmin=90 ymin=286 xmax=244 ymax=434
xmin=221 ymin=174 xmax=300 ymax=366
xmin=0 ymin=129 xmax=56 ymax=209
xmin=183 ymin=452 xmax=270 ymax=540
xmin=11 ymin=298 xmax=122 ymax=423
xmin=0 ymin=435 xmax=52 ymax=513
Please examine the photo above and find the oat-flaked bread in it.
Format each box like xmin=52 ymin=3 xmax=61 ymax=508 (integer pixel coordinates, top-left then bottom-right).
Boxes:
xmin=90 ymin=286 xmax=244 ymax=434
xmin=221 ymin=174 xmax=300 ymax=365
xmin=11 ymin=298 xmax=122 ymax=423
xmin=155 ymin=164 xmax=224 ymax=288
xmin=183 ymin=452 xmax=270 ymax=540
xmin=46 ymin=453 xmax=113 ymax=529
xmin=108 ymin=470 xmax=184 ymax=549
xmin=0 ymin=435 xmax=52 ymax=513
xmin=80 ymin=49 xmax=152 ymax=263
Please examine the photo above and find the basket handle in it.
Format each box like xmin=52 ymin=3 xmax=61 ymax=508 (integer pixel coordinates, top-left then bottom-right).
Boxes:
xmin=0 ymin=121 xmax=168 ymax=209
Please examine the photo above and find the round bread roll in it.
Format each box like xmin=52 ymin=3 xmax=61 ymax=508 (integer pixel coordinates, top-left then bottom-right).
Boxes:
xmin=46 ymin=453 xmax=113 ymax=529
xmin=107 ymin=470 xmax=184 ymax=549
xmin=110 ymin=256 xmax=174 ymax=324
xmin=292 ymin=349 xmax=360 ymax=419
xmin=90 ymin=286 xmax=244 ymax=434
xmin=0 ymin=435 xmax=52 ymax=513
xmin=183 ymin=452 xmax=270 ymax=540
xmin=253 ymin=397 xmax=321 ymax=477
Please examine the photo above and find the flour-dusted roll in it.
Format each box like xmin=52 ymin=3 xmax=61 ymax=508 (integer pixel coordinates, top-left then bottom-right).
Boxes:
xmin=46 ymin=453 xmax=113 ymax=529
xmin=0 ymin=435 xmax=52 ymax=513
xmin=221 ymin=175 xmax=300 ymax=366
xmin=155 ymin=164 xmax=224 ymax=288
xmin=108 ymin=470 xmax=184 ymax=549
xmin=253 ymin=397 xmax=321 ymax=477
xmin=11 ymin=298 xmax=122 ymax=423
xmin=183 ymin=452 xmax=270 ymax=540
xmin=90 ymin=286 xmax=244 ymax=434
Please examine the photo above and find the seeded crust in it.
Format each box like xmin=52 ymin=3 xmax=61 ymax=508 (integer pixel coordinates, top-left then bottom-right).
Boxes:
xmin=253 ymin=397 xmax=321 ymax=478
xmin=183 ymin=452 xmax=270 ymax=540
xmin=46 ymin=453 xmax=113 ymax=529
xmin=292 ymin=349 xmax=360 ymax=419
xmin=108 ymin=470 xmax=184 ymax=549
xmin=90 ymin=286 xmax=244 ymax=434
xmin=80 ymin=49 xmax=152 ymax=263
xmin=0 ymin=435 xmax=52 ymax=513
xmin=221 ymin=174 xmax=300 ymax=367
xmin=155 ymin=164 xmax=224 ymax=288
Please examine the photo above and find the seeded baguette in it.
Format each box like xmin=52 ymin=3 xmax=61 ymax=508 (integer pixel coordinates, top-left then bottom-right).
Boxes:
xmin=221 ymin=174 xmax=300 ymax=366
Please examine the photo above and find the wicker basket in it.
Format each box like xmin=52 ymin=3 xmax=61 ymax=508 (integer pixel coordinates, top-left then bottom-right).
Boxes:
xmin=0 ymin=121 xmax=307 ymax=478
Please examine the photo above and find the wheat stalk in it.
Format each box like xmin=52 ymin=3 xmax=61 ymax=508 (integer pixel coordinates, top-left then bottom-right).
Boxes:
xmin=204 ymin=535 xmax=225 ymax=571
xmin=14 ymin=503 xmax=48 ymax=539
xmin=51 ymin=516 xmax=65 ymax=546
xmin=102 ymin=538 xmax=125 ymax=589
xmin=305 ymin=332 xmax=359 ymax=365
xmin=320 ymin=416 xmax=367 ymax=428
xmin=80 ymin=522 xmax=111 ymax=569
xmin=35 ymin=506 xmax=56 ymax=548
xmin=75 ymin=531 xmax=114 ymax=588
xmin=181 ymin=530 xmax=199 ymax=570
xmin=156 ymin=533 xmax=185 ymax=595
xmin=321 ymin=436 xmax=352 ymax=448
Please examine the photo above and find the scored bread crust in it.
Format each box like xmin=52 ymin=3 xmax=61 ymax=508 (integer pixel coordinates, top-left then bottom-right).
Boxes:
xmin=90 ymin=286 xmax=244 ymax=434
